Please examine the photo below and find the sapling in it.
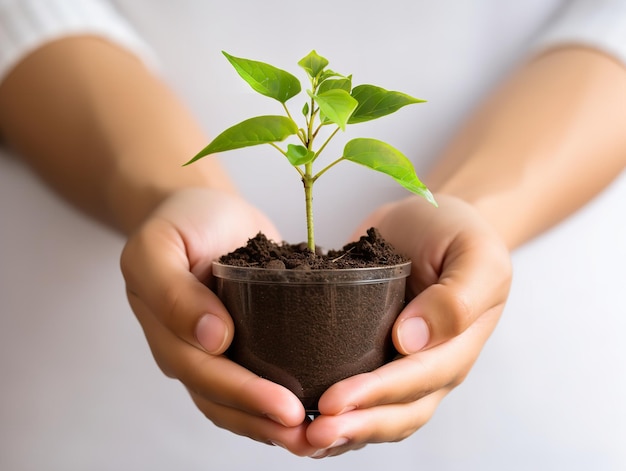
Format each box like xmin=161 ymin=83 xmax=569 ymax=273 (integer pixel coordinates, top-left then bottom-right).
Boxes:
xmin=184 ymin=50 xmax=436 ymax=252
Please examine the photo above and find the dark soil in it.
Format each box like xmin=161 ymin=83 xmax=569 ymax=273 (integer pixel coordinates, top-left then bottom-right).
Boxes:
xmin=219 ymin=227 xmax=407 ymax=269
xmin=215 ymin=227 xmax=410 ymax=413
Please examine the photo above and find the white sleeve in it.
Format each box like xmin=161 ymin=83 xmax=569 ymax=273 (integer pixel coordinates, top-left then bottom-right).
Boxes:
xmin=0 ymin=0 xmax=156 ymax=82
xmin=532 ymin=0 xmax=626 ymax=65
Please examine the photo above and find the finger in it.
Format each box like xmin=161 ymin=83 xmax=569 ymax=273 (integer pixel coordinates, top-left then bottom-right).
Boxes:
xmin=307 ymin=391 xmax=446 ymax=458
xmin=368 ymin=195 xmax=511 ymax=354
xmin=121 ymin=217 xmax=233 ymax=354
xmin=318 ymin=307 xmax=500 ymax=415
xmin=189 ymin=391 xmax=317 ymax=457
xmin=130 ymin=291 xmax=305 ymax=427
xmin=395 ymin=225 xmax=511 ymax=354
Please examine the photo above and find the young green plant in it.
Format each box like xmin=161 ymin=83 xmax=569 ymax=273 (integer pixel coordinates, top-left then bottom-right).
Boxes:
xmin=184 ymin=50 xmax=436 ymax=252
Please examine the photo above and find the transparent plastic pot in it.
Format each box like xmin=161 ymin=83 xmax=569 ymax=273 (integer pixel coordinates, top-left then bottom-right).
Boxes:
xmin=212 ymin=261 xmax=411 ymax=414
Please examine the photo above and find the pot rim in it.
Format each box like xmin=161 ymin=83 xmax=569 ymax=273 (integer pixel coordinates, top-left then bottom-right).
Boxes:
xmin=212 ymin=260 xmax=411 ymax=285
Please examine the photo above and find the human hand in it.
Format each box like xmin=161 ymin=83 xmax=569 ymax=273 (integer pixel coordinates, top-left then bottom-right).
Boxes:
xmin=304 ymin=194 xmax=512 ymax=458
xmin=120 ymin=188 xmax=318 ymax=456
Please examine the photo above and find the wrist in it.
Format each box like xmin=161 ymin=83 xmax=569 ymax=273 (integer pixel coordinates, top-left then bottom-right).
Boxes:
xmin=106 ymin=174 xmax=239 ymax=235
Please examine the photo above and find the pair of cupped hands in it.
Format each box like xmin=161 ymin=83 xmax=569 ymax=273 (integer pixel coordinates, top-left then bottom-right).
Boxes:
xmin=121 ymin=188 xmax=511 ymax=459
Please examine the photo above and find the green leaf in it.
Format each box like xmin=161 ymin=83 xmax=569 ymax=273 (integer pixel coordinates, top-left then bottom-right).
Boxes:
xmin=310 ymin=89 xmax=358 ymax=131
xmin=318 ymin=77 xmax=352 ymax=95
xmin=222 ymin=51 xmax=301 ymax=103
xmin=184 ymin=116 xmax=298 ymax=165
xmin=342 ymin=138 xmax=436 ymax=205
xmin=318 ymin=69 xmax=343 ymax=83
xmin=286 ymin=144 xmax=315 ymax=165
xmin=349 ymin=85 xmax=425 ymax=124
xmin=298 ymin=50 xmax=329 ymax=79
xmin=302 ymin=101 xmax=309 ymax=116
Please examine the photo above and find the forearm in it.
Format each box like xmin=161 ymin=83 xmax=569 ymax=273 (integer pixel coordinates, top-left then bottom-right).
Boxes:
xmin=428 ymin=46 xmax=626 ymax=249
xmin=0 ymin=36 xmax=236 ymax=234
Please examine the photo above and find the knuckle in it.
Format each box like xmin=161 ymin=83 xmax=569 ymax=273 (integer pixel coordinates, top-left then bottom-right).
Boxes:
xmin=159 ymin=281 xmax=185 ymax=330
xmin=119 ymin=238 xmax=137 ymax=281
xmin=443 ymin=292 xmax=473 ymax=337
xmin=155 ymin=359 xmax=177 ymax=379
xmin=144 ymin=339 xmax=178 ymax=379
xmin=449 ymin=367 xmax=470 ymax=388
xmin=119 ymin=227 xmax=155 ymax=291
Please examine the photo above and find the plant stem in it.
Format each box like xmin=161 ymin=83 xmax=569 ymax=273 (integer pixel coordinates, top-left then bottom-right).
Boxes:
xmin=314 ymin=156 xmax=344 ymax=182
xmin=303 ymin=78 xmax=319 ymax=253
xmin=303 ymin=162 xmax=315 ymax=252
xmin=269 ymin=143 xmax=305 ymax=177
xmin=282 ymin=103 xmax=295 ymax=123
xmin=313 ymin=126 xmax=340 ymax=163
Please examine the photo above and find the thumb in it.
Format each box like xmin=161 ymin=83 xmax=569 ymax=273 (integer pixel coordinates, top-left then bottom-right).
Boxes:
xmin=392 ymin=284 xmax=470 ymax=354
xmin=393 ymin=235 xmax=511 ymax=355
xmin=121 ymin=217 xmax=234 ymax=355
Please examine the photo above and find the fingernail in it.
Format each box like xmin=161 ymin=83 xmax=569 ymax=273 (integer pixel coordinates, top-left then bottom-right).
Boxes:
xmin=329 ymin=437 xmax=349 ymax=448
xmin=310 ymin=450 xmax=327 ymax=459
xmin=399 ymin=317 xmax=430 ymax=354
xmin=337 ymin=405 xmax=356 ymax=415
xmin=266 ymin=414 xmax=288 ymax=427
xmin=310 ymin=437 xmax=349 ymax=459
xmin=195 ymin=314 xmax=227 ymax=354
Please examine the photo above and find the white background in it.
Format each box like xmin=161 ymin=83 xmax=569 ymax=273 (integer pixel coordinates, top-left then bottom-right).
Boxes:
xmin=1 ymin=1 xmax=625 ymax=469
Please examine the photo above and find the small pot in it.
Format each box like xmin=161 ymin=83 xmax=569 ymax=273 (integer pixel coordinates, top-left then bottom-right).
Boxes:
xmin=212 ymin=261 xmax=411 ymax=414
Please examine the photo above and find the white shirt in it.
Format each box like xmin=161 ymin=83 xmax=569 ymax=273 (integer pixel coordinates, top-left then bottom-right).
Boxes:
xmin=1 ymin=1 xmax=626 ymax=470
